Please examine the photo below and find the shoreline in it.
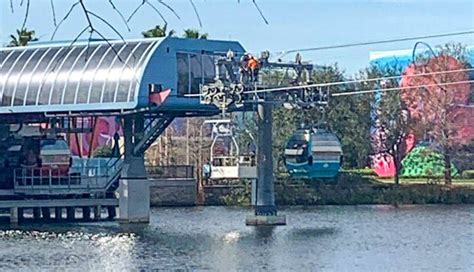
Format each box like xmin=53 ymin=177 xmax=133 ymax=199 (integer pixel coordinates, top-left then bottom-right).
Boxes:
xmin=201 ymin=175 xmax=474 ymax=207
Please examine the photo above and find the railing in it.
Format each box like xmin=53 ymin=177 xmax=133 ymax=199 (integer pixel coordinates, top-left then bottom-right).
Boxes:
xmin=70 ymin=157 xmax=123 ymax=177
xmin=13 ymin=158 xmax=123 ymax=194
xmin=212 ymin=155 xmax=256 ymax=167
xmin=147 ymin=165 xmax=195 ymax=179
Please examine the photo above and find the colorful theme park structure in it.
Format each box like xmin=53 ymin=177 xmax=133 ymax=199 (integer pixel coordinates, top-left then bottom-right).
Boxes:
xmin=369 ymin=46 xmax=474 ymax=178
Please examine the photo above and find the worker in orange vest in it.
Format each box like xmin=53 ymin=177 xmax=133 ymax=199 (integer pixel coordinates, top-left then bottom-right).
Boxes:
xmin=240 ymin=53 xmax=260 ymax=83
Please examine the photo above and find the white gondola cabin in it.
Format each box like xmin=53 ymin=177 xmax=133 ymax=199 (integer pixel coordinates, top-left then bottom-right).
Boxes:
xmin=205 ymin=119 xmax=257 ymax=179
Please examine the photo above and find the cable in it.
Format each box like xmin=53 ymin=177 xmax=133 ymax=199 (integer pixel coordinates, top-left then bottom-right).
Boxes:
xmin=331 ymin=80 xmax=474 ymax=97
xmin=243 ymin=67 xmax=474 ymax=95
xmin=184 ymin=68 xmax=474 ymax=100
xmin=276 ymin=29 xmax=474 ymax=59
xmin=184 ymin=67 xmax=474 ymax=97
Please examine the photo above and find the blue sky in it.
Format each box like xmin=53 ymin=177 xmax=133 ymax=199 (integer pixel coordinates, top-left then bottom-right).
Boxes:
xmin=1 ymin=0 xmax=473 ymax=74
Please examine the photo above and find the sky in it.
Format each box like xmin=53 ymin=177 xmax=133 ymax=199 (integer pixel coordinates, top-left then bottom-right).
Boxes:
xmin=0 ymin=0 xmax=473 ymax=74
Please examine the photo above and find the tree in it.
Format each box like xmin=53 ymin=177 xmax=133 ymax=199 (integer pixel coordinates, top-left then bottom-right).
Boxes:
xmin=324 ymin=66 xmax=374 ymax=169
xmin=8 ymin=27 xmax=38 ymax=47
xmin=92 ymin=145 xmax=113 ymax=158
xmin=401 ymin=44 xmax=472 ymax=184
xmin=183 ymin=29 xmax=208 ymax=39
xmin=142 ymin=24 xmax=175 ymax=38
xmin=272 ymin=106 xmax=299 ymax=172
xmin=270 ymin=65 xmax=374 ymax=171
xmin=372 ymin=67 xmax=411 ymax=185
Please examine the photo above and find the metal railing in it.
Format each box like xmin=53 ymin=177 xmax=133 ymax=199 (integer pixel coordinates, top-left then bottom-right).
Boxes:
xmin=70 ymin=157 xmax=123 ymax=177
xmin=147 ymin=165 xmax=195 ymax=179
xmin=211 ymin=155 xmax=256 ymax=167
xmin=13 ymin=158 xmax=123 ymax=193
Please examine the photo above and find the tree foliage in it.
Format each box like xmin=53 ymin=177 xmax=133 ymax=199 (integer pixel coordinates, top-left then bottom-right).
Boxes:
xmin=142 ymin=24 xmax=175 ymax=38
xmin=8 ymin=27 xmax=38 ymax=47
xmin=400 ymin=44 xmax=472 ymax=184
xmin=182 ymin=29 xmax=208 ymax=39
xmin=92 ymin=145 xmax=113 ymax=158
xmin=322 ymin=67 xmax=374 ymax=169
xmin=142 ymin=25 xmax=208 ymax=40
xmin=270 ymin=65 xmax=374 ymax=171
xmin=367 ymin=65 xmax=411 ymax=184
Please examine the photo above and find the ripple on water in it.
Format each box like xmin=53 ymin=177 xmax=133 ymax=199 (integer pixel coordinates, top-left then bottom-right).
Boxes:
xmin=0 ymin=205 xmax=472 ymax=271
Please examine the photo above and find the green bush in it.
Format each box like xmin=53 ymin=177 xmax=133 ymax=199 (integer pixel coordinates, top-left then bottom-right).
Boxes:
xmin=342 ymin=168 xmax=376 ymax=176
xmin=92 ymin=145 xmax=113 ymax=158
xmin=401 ymin=146 xmax=458 ymax=178
xmin=462 ymin=170 xmax=474 ymax=179
xmin=220 ymin=185 xmax=251 ymax=206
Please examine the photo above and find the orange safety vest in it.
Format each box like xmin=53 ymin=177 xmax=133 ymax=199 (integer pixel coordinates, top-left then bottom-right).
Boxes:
xmin=247 ymin=57 xmax=260 ymax=70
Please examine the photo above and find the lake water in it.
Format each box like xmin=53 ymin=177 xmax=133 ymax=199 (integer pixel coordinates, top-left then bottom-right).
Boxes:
xmin=0 ymin=205 xmax=472 ymax=271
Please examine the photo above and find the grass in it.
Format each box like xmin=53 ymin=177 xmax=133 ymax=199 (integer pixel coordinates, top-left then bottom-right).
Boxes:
xmin=373 ymin=177 xmax=474 ymax=187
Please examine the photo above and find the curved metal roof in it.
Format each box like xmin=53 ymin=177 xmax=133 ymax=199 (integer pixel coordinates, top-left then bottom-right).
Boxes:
xmin=0 ymin=39 xmax=160 ymax=114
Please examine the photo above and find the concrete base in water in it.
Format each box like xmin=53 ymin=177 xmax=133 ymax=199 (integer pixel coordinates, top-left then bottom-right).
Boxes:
xmin=118 ymin=178 xmax=150 ymax=224
xmin=245 ymin=215 xmax=287 ymax=226
xmin=0 ymin=199 xmax=118 ymax=223
xmin=10 ymin=207 xmax=18 ymax=224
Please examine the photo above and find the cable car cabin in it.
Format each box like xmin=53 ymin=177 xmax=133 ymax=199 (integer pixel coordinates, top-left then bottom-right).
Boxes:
xmin=206 ymin=119 xmax=257 ymax=180
xmin=284 ymin=128 xmax=342 ymax=179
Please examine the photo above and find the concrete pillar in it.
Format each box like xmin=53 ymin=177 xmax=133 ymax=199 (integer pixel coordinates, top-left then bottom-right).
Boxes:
xmin=82 ymin=207 xmax=91 ymax=220
xmin=66 ymin=207 xmax=75 ymax=220
xmin=107 ymin=206 xmax=116 ymax=219
xmin=55 ymin=207 xmax=62 ymax=220
xmin=124 ymin=116 xmax=134 ymax=158
xmin=42 ymin=208 xmax=51 ymax=220
xmin=10 ymin=207 xmax=18 ymax=224
xmin=134 ymin=114 xmax=145 ymax=143
xmin=18 ymin=208 xmax=24 ymax=222
xmin=118 ymin=116 xmax=150 ymax=224
xmin=33 ymin=208 xmax=41 ymax=220
xmin=118 ymin=158 xmax=149 ymax=223
xmin=246 ymin=100 xmax=286 ymax=226
xmin=94 ymin=205 xmax=101 ymax=220
xmin=251 ymin=179 xmax=257 ymax=206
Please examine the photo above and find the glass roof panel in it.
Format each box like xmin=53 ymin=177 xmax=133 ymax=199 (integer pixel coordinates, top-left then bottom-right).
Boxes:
xmin=25 ymin=48 xmax=58 ymax=106
xmin=13 ymin=48 xmax=48 ymax=106
xmin=127 ymin=42 xmax=157 ymax=102
xmin=89 ymin=43 xmax=126 ymax=105
xmin=102 ymin=42 xmax=137 ymax=103
xmin=0 ymin=39 xmax=158 ymax=113
xmin=115 ymin=42 xmax=150 ymax=103
xmin=75 ymin=44 xmax=109 ymax=104
xmin=2 ymin=49 xmax=34 ymax=106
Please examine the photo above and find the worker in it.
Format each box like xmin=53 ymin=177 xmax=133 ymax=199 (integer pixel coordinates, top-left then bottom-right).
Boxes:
xmin=20 ymin=149 xmax=39 ymax=168
xmin=203 ymin=162 xmax=211 ymax=180
xmin=248 ymin=54 xmax=261 ymax=82
xmin=19 ymin=149 xmax=40 ymax=185
xmin=239 ymin=53 xmax=260 ymax=83
xmin=248 ymin=142 xmax=257 ymax=166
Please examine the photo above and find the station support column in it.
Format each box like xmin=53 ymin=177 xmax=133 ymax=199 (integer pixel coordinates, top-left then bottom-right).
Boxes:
xmin=246 ymin=98 xmax=286 ymax=226
xmin=118 ymin=115 xmax=150 ymax=224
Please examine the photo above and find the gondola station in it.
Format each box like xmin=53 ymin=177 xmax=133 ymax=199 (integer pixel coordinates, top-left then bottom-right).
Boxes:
xmin=0 ymin=37 xmax=331 ymax=225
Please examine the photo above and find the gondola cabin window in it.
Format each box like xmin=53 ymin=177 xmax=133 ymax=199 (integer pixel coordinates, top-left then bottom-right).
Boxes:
xmin=177 ymin=52 xmax=216 ymax=96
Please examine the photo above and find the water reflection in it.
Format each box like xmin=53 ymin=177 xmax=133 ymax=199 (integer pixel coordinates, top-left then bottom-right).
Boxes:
xmin=0 ymin=205 xmax=471 ymax=271
xmin=223 ymin=230 xmax=241 ymax=243
xmin=289 ymin=226 xmax=337 ymax=238
xmin=253 ymin=226 xmax=275 ymax=239
xmin=0 ymin=227 xmax=137 ymax=271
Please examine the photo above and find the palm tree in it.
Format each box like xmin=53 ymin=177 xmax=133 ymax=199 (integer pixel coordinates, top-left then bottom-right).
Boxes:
xmin=183 ymin=29 xmax=208 ymax=39
xmin=8 ymin=28 xmax=38 ymax=47
xmin=142 ymin=24 xmax=176 ymax=38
